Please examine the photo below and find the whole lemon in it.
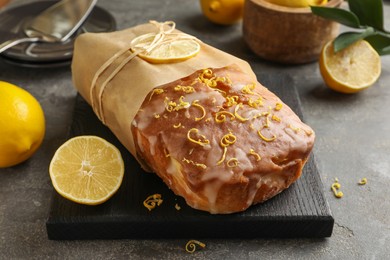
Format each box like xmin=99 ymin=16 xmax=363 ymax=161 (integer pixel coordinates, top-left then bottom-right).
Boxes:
xmin=200 ymin=0 xmax=244 ymax=25
xmin=0 ymin=81 xmax=45 ymax=168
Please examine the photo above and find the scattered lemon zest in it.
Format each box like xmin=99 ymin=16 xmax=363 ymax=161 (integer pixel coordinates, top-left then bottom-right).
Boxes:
xmin=210 ymin=86 xmax=226 ymax=95
xmin=198 ymin=69 xmax=229 ymax=95
xmin=187 ymin=128 xmax=210 ymax=147
xmin=185 ymin=240 xmax=206 ymax=253
xmin=191 ymin=100 xmax=206 ymax=121
xmin=175 ymin=96 xmax=191 ymax=111
xmin=304 ymin=129 xmax=313 ymax=136
xmin=173 ymin=122 xmax=182 ymax=128
xmin=215 ymin=111 xmax=235 ymax=123
xmin=164 ymin=97 xmax=177 ymax=112
xmin=358 ymin=178 xmax=367 ymax=185
xmin=205 ymin=78 xmax=217 ymax=88
xmin=183 ymin=157 xmax=207 ymax=169
xmin=154 ymin=113 xmax=160 ymax=119
xmin=248 ymin=97 xmax=263 ymax=108
xmin=149 ymin=88 xmax=164 ymax=101
xmin=174 ymin=85 xmax=195 ymax=93
xmin=217 ymin=132 xmax=237 ymax=165
xmin=253 ymin=113 xmax=262 ymax=119
xmin=227 ymin=158 xmax=239 ymax=167
xmin=217 ymin=147 xmax=227 ymax=165
xmin=215 ymin=76 xmax=229 ymax=84
xmin=220 ymin=132 xmax=237 ymax=147
xmin=257 ymin=128 xmax=276 ymax=142
xmin=264 ymin=115 xmax=270 ymax=128
xmin=234 ymin=103 xmax=250 ymax=122
xmin=272 ymin=114 xmax=281 ymax=122
xmin=164 ymin=96 xmax=190 ymax=112
xmin=331 ymin=178 xmax=343 ymax=198
xmin=241 ymin=83 xmax=256 ymax=95
xmin=225 ymin=95 xmax=239 ymax=107
xmin=143 ymin=194 xmax=163 ymax=211
xmin=190 ymin=80 xmax=198 ymax=86
xmin=199 ymin=68 xmax=213 ymax=79
xmin=275 ymin=102 xmax=283 ymax=111
xmin=289 ymin=124 xmax=301 ymax=133
xmin=205 ymin=117 xmax=212 ymax=122
xmin=175 ymin=203 xmax=181 ymax=210
xmin=249 ymin=149 xmax=261 ymax=161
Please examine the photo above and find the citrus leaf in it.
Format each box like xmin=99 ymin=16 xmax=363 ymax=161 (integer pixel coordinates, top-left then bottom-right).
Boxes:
xmin=348 ymin=0 xmax=384 ymax=30
xmin=333 ymin=28 xmax=376 ymax=52
xmin=311 ymin=6 xmax=361 ymax=28
xmin=365 ymin=34 xmax=390 ymax=55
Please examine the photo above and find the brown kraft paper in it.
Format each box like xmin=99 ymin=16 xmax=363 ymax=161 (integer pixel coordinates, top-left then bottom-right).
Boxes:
xmin=71 ymin=22 xmax=256 ymax=165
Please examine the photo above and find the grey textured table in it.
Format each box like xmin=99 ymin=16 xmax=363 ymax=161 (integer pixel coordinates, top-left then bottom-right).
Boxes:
xmin=1 ymin=0 xmax=389 ymax=259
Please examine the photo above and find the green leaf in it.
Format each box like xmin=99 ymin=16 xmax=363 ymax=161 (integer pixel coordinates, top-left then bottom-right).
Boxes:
xmin=333 ymin=28 xmax=376 ymax=52
xmin=311 ymin=6 xmax=361 ymax=28
xmin=365 ymin=34 xmax=390 ymax=55
xmin=348 ymin=0 xmax=384 ymax=30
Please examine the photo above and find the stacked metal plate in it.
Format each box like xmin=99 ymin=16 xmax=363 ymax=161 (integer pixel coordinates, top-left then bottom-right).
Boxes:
xmin=0 ymin=1 xmax=116 ymax=67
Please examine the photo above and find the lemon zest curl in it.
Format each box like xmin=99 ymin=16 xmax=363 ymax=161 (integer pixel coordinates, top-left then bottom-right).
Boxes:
xmin=275 ymin=102 xmax=283 ymax=111
xmin=183 ymin=157 xmax=207 ymax=169
xmin=187 ymin=128 xmax=210 ymax=147
xmin=331 ymin=178 xmax=343 ymax=198
xmin=358 ymin=178 xmax=367 ymax=185
xmin=257 ymin=128 xmax=276 ymax=142
xmin=227 ymin=158 xmax=239 ymax=167
xmin=149 ymin=88 xmax=164 ymax=101
xmin=215 ymin=111 xmax=235 ymax=123
xmin=185 ymin=240 xmax=206 ymax=253
xmin=249 ymin=149 xmax=262 ymax=161
xmin=234 ymin=103 xmax=250 ymax=122
xmin=143 ymin=194 xmax=163 ymax=211
xmin=191 ymin=100 xmax=206 ymax=121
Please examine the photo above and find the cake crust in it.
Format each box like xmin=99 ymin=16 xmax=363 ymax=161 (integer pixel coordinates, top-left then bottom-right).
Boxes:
xmin=132 ymin=65 xmax=315 ymax=214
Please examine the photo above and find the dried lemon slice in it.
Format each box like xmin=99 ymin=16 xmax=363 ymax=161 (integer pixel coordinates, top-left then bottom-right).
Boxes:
xmin=130 ymin=33 xmax=200 ymax=64
xmin=49 ymin=136 xmax=124 ymax=205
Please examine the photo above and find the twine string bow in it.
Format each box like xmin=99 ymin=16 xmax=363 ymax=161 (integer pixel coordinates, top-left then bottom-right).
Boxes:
xmin=89 ymin=21 xmax=199 ymax=124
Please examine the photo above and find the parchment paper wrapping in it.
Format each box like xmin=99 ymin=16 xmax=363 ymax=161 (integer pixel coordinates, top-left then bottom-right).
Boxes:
xmin=72 ymin=22 xmax=256 ymax=163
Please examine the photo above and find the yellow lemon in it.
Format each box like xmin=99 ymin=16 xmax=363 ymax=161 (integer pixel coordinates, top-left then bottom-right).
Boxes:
xmin=0 ymin=81 xmax=45 ymax=168
xmin=319 ymin=40 xmax=381 ymax=94
xmin=200 ymin=0 xmax=244 ymax=25
xmin=266 ymin=0 xmax=327 ymax=8
xmin=131 ymin=33 xmax=200 ymax=64
xmin=49 ymin=136 xmax=124 ymax=205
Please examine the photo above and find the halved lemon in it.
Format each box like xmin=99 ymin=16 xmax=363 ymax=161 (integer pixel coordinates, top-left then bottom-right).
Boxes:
xmin=130 ymin=33 xmax=200 ymax=64
xmin=49 ymin=136 xmax=124 ymax=205
xmin=266 ymin=0 xmax=327 ymax=8
xmin=319 ymin=40 xmax=381 ymax=94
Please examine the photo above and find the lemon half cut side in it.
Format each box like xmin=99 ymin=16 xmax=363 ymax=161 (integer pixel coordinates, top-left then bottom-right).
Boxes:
xmin=49 ymin=135 xmax=125 ymax=205
xmin=130 ymin=33 xmax=201 ymax=64
xmin=319 ymin=40 xmax=381 ymax=94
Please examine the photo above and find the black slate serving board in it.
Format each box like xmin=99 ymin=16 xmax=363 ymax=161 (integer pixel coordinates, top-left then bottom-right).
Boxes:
xmin=46 ymin=74 xmax=334 ymax=240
